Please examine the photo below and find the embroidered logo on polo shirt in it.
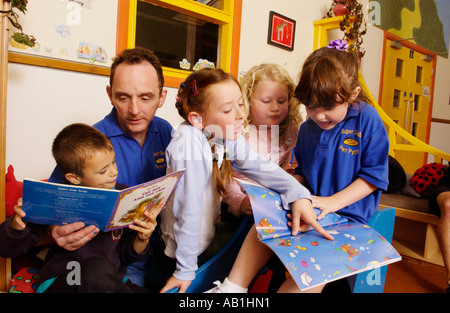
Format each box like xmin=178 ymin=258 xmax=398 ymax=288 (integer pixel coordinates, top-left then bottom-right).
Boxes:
xmin=112 ymin=229 xmax=123 ymax=241
xmin=154 ymin=151 xmax=166 ymax=170
xmin=343 ymin=138 xmax=359 ymax=146
xmin=339 ymin=136 xmax=360 ymax=156
xmin=339 ymin=128 xmax=361 ymax=156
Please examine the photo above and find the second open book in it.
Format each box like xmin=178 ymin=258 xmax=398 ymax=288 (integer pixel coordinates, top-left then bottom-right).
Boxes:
xmin=240 ymin=180 xmax=401 ymax=291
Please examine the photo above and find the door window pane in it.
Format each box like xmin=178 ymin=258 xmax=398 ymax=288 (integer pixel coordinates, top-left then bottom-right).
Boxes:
xmin=412 ymin=123 xmax=418 ymax=137
xmin=414 ymin=94 xmax=420 ymax=111
xmin=416 ymin=66 xmax=423 ymax=83
xmin=395 ymin=58 xmax=403 ymax=77
xmin=136 ymin=1 xmax=219 ymax=70
xmin=393 ymin=89 xmax=401 ymax=108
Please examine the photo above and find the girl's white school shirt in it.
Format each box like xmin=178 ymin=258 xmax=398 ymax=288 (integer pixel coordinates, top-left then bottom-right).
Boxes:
xmin=161 ymin=122 xmax=311 ymax=281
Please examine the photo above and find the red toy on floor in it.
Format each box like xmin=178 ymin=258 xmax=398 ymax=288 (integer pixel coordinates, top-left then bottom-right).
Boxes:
xmin=8 ymin=267 xmax=41 ymax=293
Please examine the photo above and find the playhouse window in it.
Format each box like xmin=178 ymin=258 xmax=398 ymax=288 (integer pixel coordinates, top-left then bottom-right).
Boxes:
xmin=136 ymin=2 xmax=219 ymax=70
xmin=117 ymin=0 xmax=241 ymax=87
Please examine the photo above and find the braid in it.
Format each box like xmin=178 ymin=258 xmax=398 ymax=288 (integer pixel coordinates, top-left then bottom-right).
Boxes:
xmin=209 ymin=139 xmax=233 ymax=198
xmin=219 ymin=145 xmax=233 ymax=195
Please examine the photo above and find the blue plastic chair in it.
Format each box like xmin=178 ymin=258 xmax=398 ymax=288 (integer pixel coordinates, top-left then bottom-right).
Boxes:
xmin=350 ymin=207 xmax=396 ymax=293
xmin=166 ymin=215 xmax=253 ymax=293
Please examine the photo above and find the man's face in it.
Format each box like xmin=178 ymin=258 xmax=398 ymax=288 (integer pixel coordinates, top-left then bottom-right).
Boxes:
xmin=107 ymin=61 xmax=167 ymax=146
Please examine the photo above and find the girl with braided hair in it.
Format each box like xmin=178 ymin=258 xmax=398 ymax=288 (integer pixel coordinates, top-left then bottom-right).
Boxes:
xmin=155 ymin=68 xmax=331 ymax=293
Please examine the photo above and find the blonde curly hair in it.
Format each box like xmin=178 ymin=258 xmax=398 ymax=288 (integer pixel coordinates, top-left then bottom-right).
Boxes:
xmin=240 ymin=63 xmax=302 ymax=143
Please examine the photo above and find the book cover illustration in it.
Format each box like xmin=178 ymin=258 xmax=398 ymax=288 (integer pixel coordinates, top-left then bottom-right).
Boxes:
xmin=22 ymin=170 xmax=185 ymax=231
xmin=241 ymin=182 xmax=401 ymax=291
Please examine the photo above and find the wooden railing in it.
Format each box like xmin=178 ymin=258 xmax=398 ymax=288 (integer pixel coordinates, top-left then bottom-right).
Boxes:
xmin=359 ymin=73 xmax=450 ymax=164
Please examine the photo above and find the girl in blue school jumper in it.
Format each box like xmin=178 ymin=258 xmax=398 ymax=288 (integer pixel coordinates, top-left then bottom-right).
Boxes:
xmin=293 ymin=40 xmax=389 ymax=226
xmin=207 ymin=40 xmax=389 ymax=293
xmin=153 ymin=68 xmax=331 ymax=293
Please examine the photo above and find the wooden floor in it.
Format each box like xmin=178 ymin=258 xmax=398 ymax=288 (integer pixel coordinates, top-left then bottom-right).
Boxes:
xmin=384 ymin=255 xmax=448 ymax=293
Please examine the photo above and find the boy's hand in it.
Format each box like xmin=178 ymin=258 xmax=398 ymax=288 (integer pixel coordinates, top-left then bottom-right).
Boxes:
xmin=287 ymin=198 xmax=334 ymax=241
xmin=11 ymin=198 xmax=27 ymax=230
xmin=129 ymin=201 xmax=165 ymax=241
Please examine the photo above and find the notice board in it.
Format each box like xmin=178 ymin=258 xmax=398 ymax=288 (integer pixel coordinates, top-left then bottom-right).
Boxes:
xmin=8 ymin=0 xmax=118 ymax=69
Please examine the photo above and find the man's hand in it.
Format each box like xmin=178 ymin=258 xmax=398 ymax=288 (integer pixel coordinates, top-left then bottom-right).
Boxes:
xmin=50 ymin=222 xmax=99 ymax=251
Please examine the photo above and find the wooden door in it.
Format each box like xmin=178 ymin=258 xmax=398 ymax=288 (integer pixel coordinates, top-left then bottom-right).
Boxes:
xmin=380 ymin=39 xmax=434 ymax=173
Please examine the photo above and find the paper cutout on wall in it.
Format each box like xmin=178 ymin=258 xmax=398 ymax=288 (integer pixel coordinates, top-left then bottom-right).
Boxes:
xmin=54 ymin=24 xmax=72 ymax=38
xmin=179 ymin=58 xmax=191 ymax=70
xmin=193 ymin=59 xmax=215 ymax=70
xmin=77 ymin=42 xmax=108 ymax=63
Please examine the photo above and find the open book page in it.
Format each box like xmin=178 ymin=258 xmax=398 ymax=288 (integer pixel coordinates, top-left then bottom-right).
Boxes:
xmin=106 ymin=170 xmax=185 ymax=230
xmin=240 ymin=181 xmax=401 ymax=291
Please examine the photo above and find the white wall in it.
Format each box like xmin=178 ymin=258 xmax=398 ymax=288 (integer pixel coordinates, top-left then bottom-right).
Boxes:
xmin=6 ymin=63 xmax=109 ymax=180
xmin=238 ymin=0 xmax=331 ymax=80
xmin=360 ymin=24 xmax=384 ymax=102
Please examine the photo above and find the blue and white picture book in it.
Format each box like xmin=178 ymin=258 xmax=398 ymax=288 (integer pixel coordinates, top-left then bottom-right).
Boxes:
xmin=240 ymin=181 xmax=401 ymax=291
xmin=22 ymin=170 xmax=185 ymax=232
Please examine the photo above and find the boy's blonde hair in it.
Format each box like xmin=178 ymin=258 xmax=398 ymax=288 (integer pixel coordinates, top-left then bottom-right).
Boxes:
xmin=240 ymin=63 xmax=302 ymax=142
xmin=52 ymin=123 xmax=114 ymax=177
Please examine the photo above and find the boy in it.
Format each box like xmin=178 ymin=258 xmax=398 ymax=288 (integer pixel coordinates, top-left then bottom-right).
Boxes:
xmin=0 ymin=123 xmax=162 ymax=292
xmin=47 ymin=48 xmax=173 ymax=286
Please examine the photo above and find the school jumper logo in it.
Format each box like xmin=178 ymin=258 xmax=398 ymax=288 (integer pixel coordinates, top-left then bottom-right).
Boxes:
xmin=339 ymin=129 xmax=361 ymax=156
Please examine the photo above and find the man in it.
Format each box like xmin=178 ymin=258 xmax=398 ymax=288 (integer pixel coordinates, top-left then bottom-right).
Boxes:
xmin=48 ymin=47 xmax=173 ymax=285
xmin=429 ymin=166 xmax=450 ymax=293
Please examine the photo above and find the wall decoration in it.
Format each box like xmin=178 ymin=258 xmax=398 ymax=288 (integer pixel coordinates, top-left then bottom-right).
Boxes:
xmin=369 ymin=0 xmax=449 ymax=58
xmin=7 ymin=0 xmax=117 ymax=74
xmin=193 ymin=58 xmax=215 ymax=70
xmin=267 ymin=11 xmax=296 ymax=51
xmin=179 ymin=58 xmax=191 ymax=70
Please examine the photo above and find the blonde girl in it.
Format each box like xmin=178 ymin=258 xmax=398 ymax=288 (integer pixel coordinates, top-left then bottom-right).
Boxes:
xmin=224 ymin=63 xmax=302 ymax=216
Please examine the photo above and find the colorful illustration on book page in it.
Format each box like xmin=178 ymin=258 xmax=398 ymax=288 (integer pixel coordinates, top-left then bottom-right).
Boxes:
xmin=242 ymin=183 xmax=348 ymax=241
xmin=245 ymin=184 xmax=291 ymax=240
xmin=107 ymin=171 xmax=184 ymax=230
xmin=240 ymin=182 xmax=401 ymax=290
xmin=264 ymin=222 xmax=401 ymax=290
